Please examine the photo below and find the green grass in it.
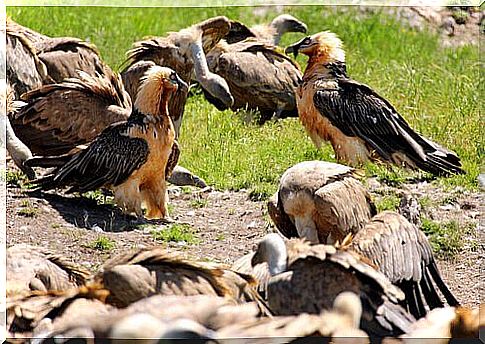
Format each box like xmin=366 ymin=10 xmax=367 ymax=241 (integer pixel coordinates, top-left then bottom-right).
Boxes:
xmin=189 ymin=198 xmax=208 ymax=209
xmin=151 ymin=223 xmax=199 ymax=244
xmin=376 ymin=194 xmax=401 ymax=212
xmin=421 ymin=218 xmax=469 ymax=258
xmin=88 ymin=236 xmax=116 ymax=251
xmin=6 ymin=6 xmax=480 ymax=193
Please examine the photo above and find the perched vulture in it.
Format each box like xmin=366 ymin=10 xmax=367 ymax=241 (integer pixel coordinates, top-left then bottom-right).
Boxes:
xmin=7 ymin=284 xmax=111 ymax=339
xmin=345 ymin=211 xmax=460 ymax=319
xmin=244 ymin=234 xmax=415 ymax=338
xmin=285 ymin=31 xmax=464 ymax=176
xmin=6 ymin=244 xmax=90 ymax=297
xmin=93 ymin=247 xmax=270 ymax=315
xmin=2 ymin=81 xmax=36 ymax=179
xmin=6 ymin=17 xmax=107 ymax=93
xmin=28 ymin=66 xmax=182 ymax=219
xmin=267 ymin=161 xmax=376 ymax=244
xmin=121 ymin=16 xmax=233 ymax=137
xmin=226 ymin=14 xmax=308 ymax=46
xmin=382 ymin=304 xmax=484 ymax=344
xmin=205 ymin=40 xmax=303 ymax=123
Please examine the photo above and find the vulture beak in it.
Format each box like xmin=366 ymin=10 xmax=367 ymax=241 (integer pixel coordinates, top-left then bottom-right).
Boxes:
xmin=293 ymin=21 xmax=308 ymax=34
xmin=285 ymin=36 xmax=309 ymax=58
xmin=174 ymin=74 xmax=188 ymax=93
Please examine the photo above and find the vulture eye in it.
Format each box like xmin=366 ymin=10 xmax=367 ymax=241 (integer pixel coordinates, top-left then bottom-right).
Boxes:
xmin=303 ymin=38 xmax=312 ymax=45
xmin=169 ymin=73 xmax=177 ymax=81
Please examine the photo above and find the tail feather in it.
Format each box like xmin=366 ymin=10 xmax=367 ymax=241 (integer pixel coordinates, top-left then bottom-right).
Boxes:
xmin=427 ymin=260 xmax=460 ymax=306
xmin=25 ymin=155 xmax=72 ymax=168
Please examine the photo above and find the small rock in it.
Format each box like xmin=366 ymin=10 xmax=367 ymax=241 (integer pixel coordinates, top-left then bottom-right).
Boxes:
xmin=247 ymin=221 xmax=258 ymax=229
xmin=439 ymin=204 xmax=455 ymax=211
xmin=186 ymin=211 xmax=196 ymax=217
xmin=366 ymin=178 xmax=382 ymax=191
xmin=91 ymin=225 xmax=104 ymax=233
xmin=468 ymin=211 xmax=480 ymax=219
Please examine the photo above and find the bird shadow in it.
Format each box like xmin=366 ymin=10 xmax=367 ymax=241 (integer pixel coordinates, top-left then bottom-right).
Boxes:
xmin=25 ymin=189 xmax=162 ymax=233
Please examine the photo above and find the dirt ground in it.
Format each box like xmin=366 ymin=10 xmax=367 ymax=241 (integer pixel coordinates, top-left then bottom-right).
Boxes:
xmin=5 ymin=159 xmax=483 ymax=308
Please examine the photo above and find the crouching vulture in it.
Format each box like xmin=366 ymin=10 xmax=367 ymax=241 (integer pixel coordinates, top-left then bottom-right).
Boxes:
xmin=28 ymin=67 xmax=182 ymax=219
xmin=237 ymin=233 xmax=415 ymax=338
xmin=93 ymin=246 xmax=270 ymax=314
xmin=285 ymin=31 xmax=464 ymax=175
xmin=203 ymin=14 xmax=307 ymax=123
xmin=268 ymin=161 xmax=459 ymax=320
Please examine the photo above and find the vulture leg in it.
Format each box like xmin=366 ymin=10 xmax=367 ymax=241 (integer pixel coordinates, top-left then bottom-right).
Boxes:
xmin=427 ymin=261 xmax=460 ymax=306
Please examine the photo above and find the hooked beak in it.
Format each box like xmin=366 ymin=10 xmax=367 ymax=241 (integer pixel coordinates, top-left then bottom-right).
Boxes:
xmin=294 ymin=22 xmax=308 ymax=34
xmin=285 ymin=36 xmax=309 ymax=58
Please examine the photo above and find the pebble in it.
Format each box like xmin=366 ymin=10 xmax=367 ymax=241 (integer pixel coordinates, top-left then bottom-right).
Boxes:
xmin=186 ymin=211 xmax=195 ymax=217
xmin=91 ymin=225 xmax=104 ymax=233
xmin=247 ymin=221 xmax=258 ymax=229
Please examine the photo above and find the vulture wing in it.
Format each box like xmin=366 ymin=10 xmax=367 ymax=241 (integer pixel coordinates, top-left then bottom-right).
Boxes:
xmin=225 ymin=19 xmax=257 ymax=44
xmin=194 ymin=16 xmax=231 ymax=52
xmin=12 ymin=70 xmax=131 ymax=156
xmin=313 ymin=78 xmax=464 ymax=175
xmin=31 ymin=116 xmax=149 ymax=193
xmin=349 ymin=211 xmax=459 ymax=318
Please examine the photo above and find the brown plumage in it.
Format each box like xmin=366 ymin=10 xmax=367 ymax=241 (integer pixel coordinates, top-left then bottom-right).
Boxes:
xmin=205 ymin=39 xmax=303 ymax=123
xmin=29 ymin=66 xmax=181 ymax=219
xmin=94 ymin=247 xmax=270 ymax=315
xmin=6 ymin=244 xmax=90 ymax=297
xmin=286 ymin=31 xmax=464 ymax=176
xmin=7 ymin=284 xmax=111 ymax=339
xmin=248 ymin=234 xmax=415 ymax=338
xmin=121 ymin=16 xmax=232 ymax=137
xmin=226 ymin=14 xmax=308 ymax=46
xmin=12 ymin=69 xmax=131 ymax=156
xmin=345 ymin=211 xmax=460 ymax=319
xmin=267 ymin=160 xmax=376 ymax=244
xmin=6 ymin=17 xmax=107 ymax=92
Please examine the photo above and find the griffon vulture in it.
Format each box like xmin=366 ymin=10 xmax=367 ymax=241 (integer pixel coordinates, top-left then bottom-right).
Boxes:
xmin=267 ymin=160 xmax=376 ymax=244
xmin=345 ymin=211 xmax=460 ymax=319
xmin=121 ymin=16 xmax=234 ymax=137
xmin=6 ymin=244 xmax=90 ymax=297
xmin=93 ymin=247 xmax=270 ymax=315
xmin=240 ymin=233 xmax=415 ymax=338
xmin=285 ymin=31 xmax=464 ymax=176
xmin=28 ymin=66 xmax=182 ymax=219
xmin=205 ymin=40 xmax=303 ymax=123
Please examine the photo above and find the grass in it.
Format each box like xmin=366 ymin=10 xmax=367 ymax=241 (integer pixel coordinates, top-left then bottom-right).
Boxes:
xmin=151 ymin=223 xmax=199 ymax=244
xmin=376 ymin=194 xmax=401 ymax=212
xmin=88 ymin=236 xmax=116 ymax=251
xmin=189 ymin=198 xmax=208 ymax=209
xmin=421 ymin=218 xmax=468 ymax=258
xmin=6 ymin=6 xmax=480 ymax=195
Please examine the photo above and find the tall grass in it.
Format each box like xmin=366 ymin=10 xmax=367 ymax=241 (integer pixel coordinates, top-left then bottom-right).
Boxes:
xmin=7 ymin=6 xmax=481 ymax=194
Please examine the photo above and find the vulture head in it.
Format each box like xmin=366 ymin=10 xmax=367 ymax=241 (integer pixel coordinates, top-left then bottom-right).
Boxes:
xmin=271 ymin=14 xmax=308 ymax=36
xmin=135 ymin=66 xmax=186 ymax=116
xmin=251 ymin=233 xmax=288 ymax=276
xmin=285 ymin=31 xmax=345 ymax=63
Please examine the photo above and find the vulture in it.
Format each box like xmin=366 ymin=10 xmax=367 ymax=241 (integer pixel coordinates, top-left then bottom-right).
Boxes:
xmin=238 ymin=233 xmax=416 ymax=338
xmin=93 ymin=246 xmax=270 ymax=314
xmin=6 ymin=244 xmax=90 ymax=297
xmin=2 ymin=80 xmax=36 ymax=179
xmin=267 ymin=160 xmax=376 ymax=244
xmin=6 ymin=17 xmax=107 ymax=94
xmin=285 ymin=31 xmax=464 ymax=176
xmin=7 ymin=284 xmax=111 ymax=339
xmin=382 ymin=304 xmax=484 ymax=344
xmin=28 ymin=66 xmax=182 ymax=219
xmin=226 ymin=14 xmax=308 ymax=46
xmin=121 ymin=16 xmax=234 ymax=137
xmin=345 ymin=211 xmax=460 ymax=319
xmin=203 ymin=14 xmax=307 ymax=123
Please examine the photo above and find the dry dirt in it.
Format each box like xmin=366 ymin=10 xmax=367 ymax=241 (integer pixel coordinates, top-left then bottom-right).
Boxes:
xmin=5 ymin=159 xmax=483 ymax=308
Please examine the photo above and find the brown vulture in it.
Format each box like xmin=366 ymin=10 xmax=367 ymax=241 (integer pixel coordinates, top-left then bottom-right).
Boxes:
xmin=285 ymin=31 xmax=464 ymax=176
xmin=6 ymin=244 xmax=90 ymax=297
xmin=345 ymin=211 xmax=460 ymax=319
xmin=121 ymin=16 xmax=234 ymax=137
xmin=28 ymin=66 xmax=182 ymax=219
xmin=240 ymin=233 xmax=416 ymax=338
xmin=93 ymin=246 xmax=270 ymax=315
xmin=202 ymin=14 xmax=307 ymax=123
xmin=267 ymin=160 xmax=376 ymax=244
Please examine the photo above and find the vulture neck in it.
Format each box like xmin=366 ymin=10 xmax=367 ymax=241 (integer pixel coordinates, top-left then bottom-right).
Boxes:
xmin=304 ymin=48 xmax=346 ymax=81
xmin=260 ymin=234 xmax=288 ymax=276
xmin=134 ymin=80 xmax=170 ymax=118
xmin=190 ymin=40 xmax=211 ymax=84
